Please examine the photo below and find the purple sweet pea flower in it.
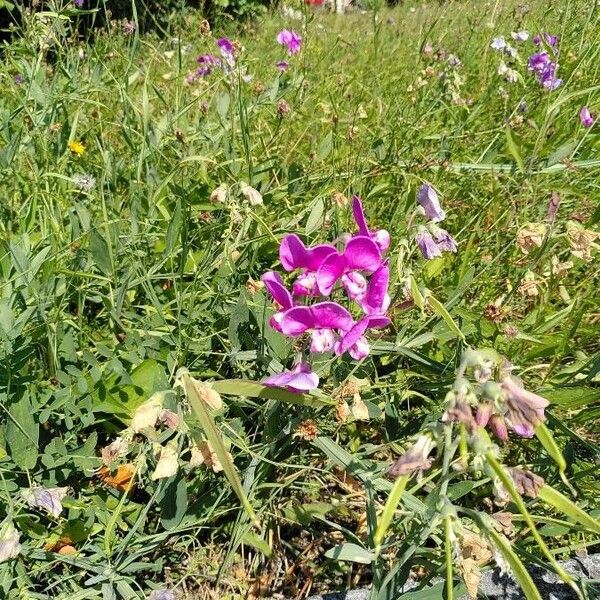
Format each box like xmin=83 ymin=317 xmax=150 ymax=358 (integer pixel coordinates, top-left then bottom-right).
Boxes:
xmin=358 ymin=262 xmax=390 ymax=315
xmin=14 ymin=74 xmax=23 ymax=85
xmin=431 ymin=225 xmax=458 ymax=253
xmin=196 ymin=54 xmax=220 ymax=77
xmin=580 ymin=106 xmax=594 ymax=128
xmin=527 ymin=51 xmax=561 ymax=90
xmin=74 ymin=0 xmax=85 ymax=6
xmin=352 ymin=196 xmax=391 ymax=252
xmin=416 ymin=228 xmax=442 ymax=260
xmin=216 ymin=37 xmax=235 ymax=71
xmin=279 ymin=234 xmax=337 ymax=296
xmin=279 ymin=302 xmax=353 ymax=353
xmin=277 ymin=30 xmax=302 ymax=55
xmin=276 ymin=60 xmax=289 ymax=72
xmin=417 ymin=184 xmax=446 ymax=222
xmin=23 ymin=487 xmax=68 ymax=518
xmin=335 ymin=315 xmax=390 ymax=360
xmin=262 ymin=271 xmax=294 ymax=331
xmin=316 ymin=236 xmax=382 ymax=296
xmin=264 ymin=362 xmax=319 ymax=393
xmin=501 ymin=376 xmax=549 ymax=438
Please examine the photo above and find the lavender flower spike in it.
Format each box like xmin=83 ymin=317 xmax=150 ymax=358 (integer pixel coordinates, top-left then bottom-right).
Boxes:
xmin=264 ymin=363 xmax=319 ymax=393
xmin=580 ymin=106 xmax=594 ymax=128
xmin=417 ymin=184 xmax=446 ymax=222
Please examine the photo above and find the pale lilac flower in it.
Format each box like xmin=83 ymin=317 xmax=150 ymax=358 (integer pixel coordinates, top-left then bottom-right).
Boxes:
xmin=276 ymin=60 xmax=289 ymax=72
xmin=341 ymin=271 xmax=368 ymax=301
xmin=490 ymin=37 xmax=506 ymax=50
xmin=416 ymin=229 xmax=442 ymax=260
xmin=504 ymin=44 xmax=518 ymax=59
xmin=23 ymin=487 xmax=68 ymax=518
xmin=148 ymin=589 xmax=176 ymax=600
xmin=315 ymin=236 xmax=382 ymax=296
xmin=417 ymin=184 xmax=446 ymax=222
xmin=277 ymin=30 xmax=302 ymax=55
xmin=389 ymin=435 xmax=435 ymax=477
xmin=534 ymin=32 xmax=558 ymax=50
xmin=352 ymin=196 xmax=391 ymax=252
xmin=122 ymin=20 xmax=136 ymax=35
xmin=447 ymin=54 xmax=462 ymax=67
xmin=73 ymin=0 xmax=85 ymax=6
xmin=580 ymin=106 xmax=594 ymax=128
xmin=431 ymin=225 xmax=458 ymax=253
xmin=501 ymin=376 xmax=549 ymax=438
xmin=14 ymin=74 xmax=23 ymax=85
xmin=264 ymin=362 xmax=319 ymax=393
xmin=511 ymin=31 xmax=529 ymax=42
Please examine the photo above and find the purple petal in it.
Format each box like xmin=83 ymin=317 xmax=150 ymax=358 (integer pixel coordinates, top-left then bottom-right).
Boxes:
xmin=335 ymin=318 xmax=370 ymax=355
xmin=344 ymin=236 xmax=382 ymax=271
xmin=316 ymin=253 xmax=347 ymax=296
xmin=263 ymin=363 xmax=319 ymax=393
xmin=360 ymin=262 xmax=390 ymax=315
xmin=417 ymin=184 xmax=446 ymax=222
xmin=279 ymin=234 xmax=336 ymax=272
xmin=352 ymin=196 xmax=370 ymax=236
xmin=366 ymin=315 xmax=391 ymax=328
xmin=279 ymin=306 xmax=316 ymax=336
xmin=262 ymin=271 xmax=293 ymax=309
xmin=416 ymin=229 xmax=442 ymax=260
xmin=311 ymin=302 xmax=354 ymax=331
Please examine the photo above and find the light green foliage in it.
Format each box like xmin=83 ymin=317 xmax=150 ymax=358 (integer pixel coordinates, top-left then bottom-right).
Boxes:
xmin=0 ymin=0 xmax=598 ymax=598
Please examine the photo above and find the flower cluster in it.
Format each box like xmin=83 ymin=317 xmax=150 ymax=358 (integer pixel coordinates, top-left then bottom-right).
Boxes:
xmin=262 ymin=197 xmax=391 ymax=392
xmin=187 ymin=37 xmax=237 ymax=82
xmin=442 ymin=349 xmax=549 ymax=441
xmin=528 ymin=32 xmax=561 ymax=90
xmin=414 ymin=184 xmax=457 ymax=260
xmin=490 ymin=33 xmax=526 ymax=84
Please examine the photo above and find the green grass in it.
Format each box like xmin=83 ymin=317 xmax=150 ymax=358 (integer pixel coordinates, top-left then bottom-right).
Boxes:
xmin=0 ymin=0 xmax=599 ymax=598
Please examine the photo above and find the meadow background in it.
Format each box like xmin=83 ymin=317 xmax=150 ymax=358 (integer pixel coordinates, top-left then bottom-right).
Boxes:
xmin=0 ymin=0 xmax=599 ymax=598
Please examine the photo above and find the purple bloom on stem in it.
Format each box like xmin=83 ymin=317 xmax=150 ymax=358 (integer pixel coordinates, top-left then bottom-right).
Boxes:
xmin=335 ymin=315 xmax=390 ymax=360
xmin=276 ymin=60 xmax=289 ymax=72
xmin=216 ymin=37 xmax=234 ymax=56
xmin=264 ymin=362 xmax=319 ymax=393
xmin=352 ymin=196 xmax=391 ymax=252
xmin=196 ymin=54 xmax=220 ymax=77
xmin=416 ymin=229 xmax=442 ymax=259
xmin=501 ymin=376 xmax=549 ymax=438
xmin=316 ymin=236 xmax=382 ymax=296
xmin=417 ymin=184 xmax=446 ymax=222
xmin=74 ymin=0 xmax=85 ymax=6
xmin=358 ymin=262 xmax=390 ymax=315
xmin=14 ymin=74 xmax=23 ymax=85
xmin=24 ymin=487 xmax=68 ymax=518
xmin=431 ymin=225 xmax=458 ymax=253
xmin=277 ymin=30 xmax=302 ymax=55
xmin=341 ymin=271 xmax=368 ymax=301
xmin=580 ymin=106 xmax=594 ymax=128
xmin=528 ymin=51 xmax=561 ymax=90
xmin=490 ymin=37 xmax=506 ymax=50
xmin=262 ymin=271 xmax=293 ymax=331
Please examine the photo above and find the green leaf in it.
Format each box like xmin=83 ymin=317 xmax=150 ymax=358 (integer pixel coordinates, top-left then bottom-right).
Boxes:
xmin=89 ymin=229 xmax=113 ymax=276
xmin=374 ymin=475 xmax=408 ymax=552
xmin=211 ymin=379 xmax=333 ymax=408
xmin=535 ymin=423 xmax=567 ymax=473
xmin=305 ymin=197 xmax=325 ymax=235
xmin=486 ymin=528 xmax=542 ymax=600
xmin=324 ymin=542 xmax=375 ymax=564
xmin=159 ymin=474 xmax=188 ymax=530
xmin=182 ymin=373 xmax=259 ymax=527
xmin=427 ymin=294 xmax=466 ymax=342
xmin=5 ymin=391 xmax=39 ymax=470
xmin=505 ymin=127 xmax=525 ymax=172
xmin=538 ymin=485 xmax=600 ymax=535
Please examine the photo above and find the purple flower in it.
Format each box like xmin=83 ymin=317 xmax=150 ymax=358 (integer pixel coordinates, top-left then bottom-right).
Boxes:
xmin=262 ymin=271 xmax=294 ymax=331
xmin=417 ymin=184 xmax=445 ymax=222
xmin=358 ymin=262 xmax=390 ymax=315
xmin=276 ymin=60 xmax=289 ymax=72
xmin=196 ymin=54 xmax=220 ymax=77
xmin=74 ymin=0 xmax=85 ymax=6
xmin=216 ymin=37 xmax=234 ymax=56
xmin=580 ymin=106 xmax=594 ymax=128
xmin=278 ymin=302 xmax=353 ymax=353
xmin=416 ymin=229 xmax=441 ymax=259
xmin=335 ymin=315 xmax=390 ymax=360
xmin=501 ymin=376 xmax=549 ymax=438
xmin=533 ymin=32 xmax=558 ymax=49
xmin=23 ymin=487 xmax=68 ymax=518
xmin=528 ymin=51 xmax=561 ymax=90
xmin=316 ymin=236 xmax=382 ymax=296
xmin=264 ymin=363 xmax=319 ymax=393
xmin=352 ymin=196 xmax=391 ymax=252
xmin=14 ymin=74 xmax=23 ymax=85
xmin=122 ymin=20 xmax=136 ymax=36
xmin=277 ymin=30 xmax=302 ymax=55
xmin=490 ymin=37 xmax=506 ymax=50
xmin=431 ymin=225 xmax=458 ymax=253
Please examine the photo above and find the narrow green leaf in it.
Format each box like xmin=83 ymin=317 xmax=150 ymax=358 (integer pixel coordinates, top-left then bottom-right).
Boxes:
xmin=486 ymin=528 xmax=542 ymax=600
xmin=427 ymin=294 xmax=466 ymax=342
xmin=409 ymin=275 xmax=425 ymax=311
xmin=538 ymin=485 xmax=600 ymax=535
xmin=374 ymin=475 xmax=408 ymax=552
xmin=182 ymin=373 xmax=259 ymax=527
xmin=324 ymin=542 xmax=375 ymax=564
xmin=505 ymin=127 xmax=525 ymax=172
xmin=535 ymin=423 xmax=567 ymax=473
xmin=211 ymin=379 xmax=333 ymax=407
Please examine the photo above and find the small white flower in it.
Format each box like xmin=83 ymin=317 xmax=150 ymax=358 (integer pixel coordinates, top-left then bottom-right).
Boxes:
xmin=240 ymin=182 xmax=263 ymax=206
xmin=511 ymin=30 xmax=529 ymax=42
xmin=0 ymin=521 xmax=20 ymax=563
xmin=73 ymin=173 xmax=96 ymax=192
xmin=490 ymin=37 xmax=506 ymax=50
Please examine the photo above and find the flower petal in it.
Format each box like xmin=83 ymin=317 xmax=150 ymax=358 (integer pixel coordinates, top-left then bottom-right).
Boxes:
xmin=360 ymin=262 xmax=390 ymax=315
xmin=310 ymin=302 xmax=354 ymax=331
xmin=344 ymin=236 xmax=382 ymax=271
xmin=279 ymin=306 xmax=315 ymax=336
xmin=316 ymin=253 xmax=347 ymax=295
xmin=352 ymin=195 xmax=370 ymax=236
xmin=262 ymin=271 xmax=293 ymax=309
xmin=263 ymin=363 xmax=319 ymax=393
xmin=335 ymin=318 xmax=370 ymax=355
xmin=279 ymin=234 xmax=336 ymax=272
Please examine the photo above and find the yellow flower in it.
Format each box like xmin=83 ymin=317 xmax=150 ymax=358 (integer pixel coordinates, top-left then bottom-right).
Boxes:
xmin=68 ymin=140 xmax=85 ymax=156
